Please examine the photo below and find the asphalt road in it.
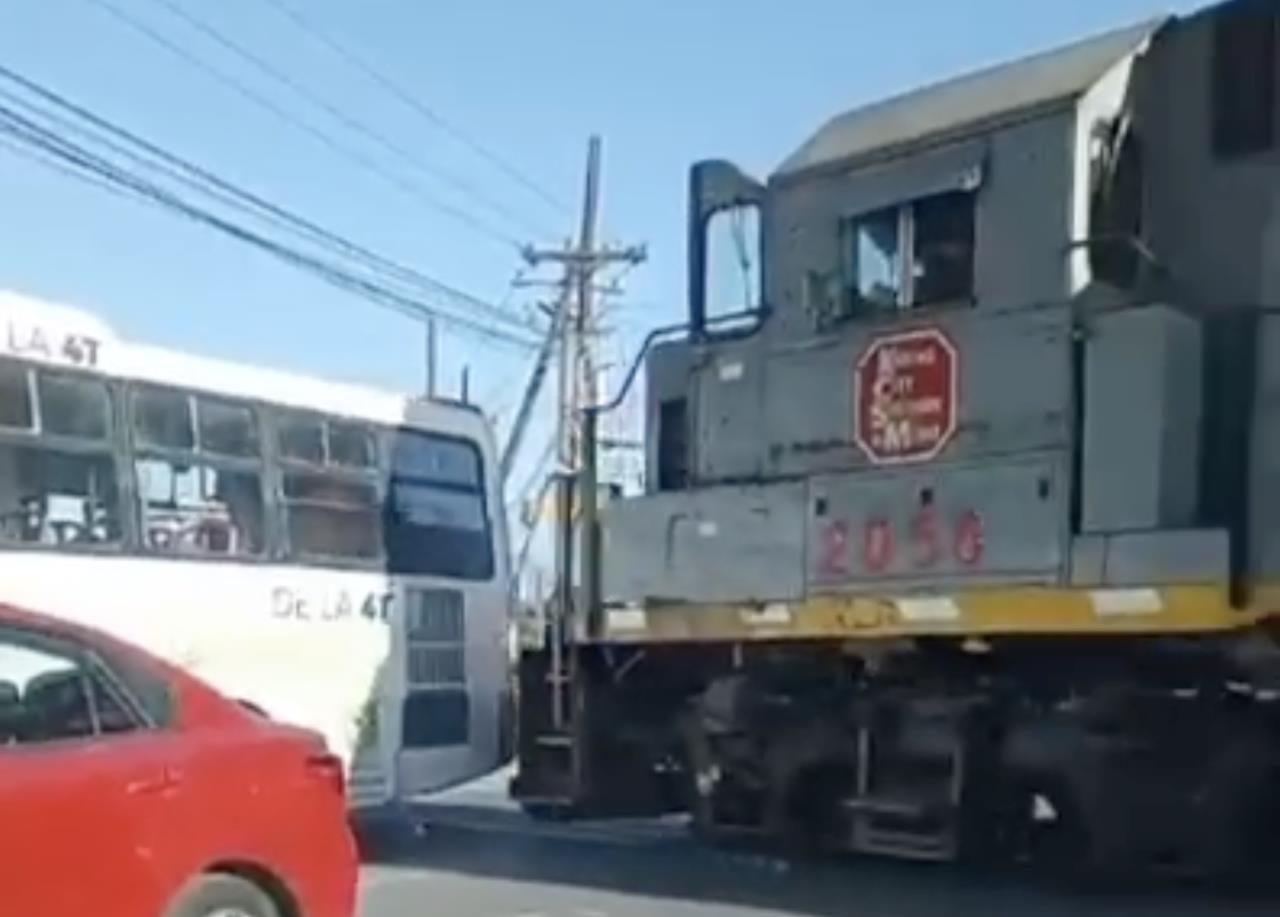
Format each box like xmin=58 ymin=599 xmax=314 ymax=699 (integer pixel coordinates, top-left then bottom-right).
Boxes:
xmin=358 ymin=770 xmax=1280 ymax=917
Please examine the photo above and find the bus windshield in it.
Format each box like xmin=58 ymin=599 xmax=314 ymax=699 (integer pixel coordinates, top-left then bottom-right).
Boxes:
xmin=386 ymin=430 xmax=493 ymax=581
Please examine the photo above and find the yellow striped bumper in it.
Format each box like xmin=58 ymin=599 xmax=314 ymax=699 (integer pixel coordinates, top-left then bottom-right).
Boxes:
xmin=595 ymin=584 xmax=1280 ymax=644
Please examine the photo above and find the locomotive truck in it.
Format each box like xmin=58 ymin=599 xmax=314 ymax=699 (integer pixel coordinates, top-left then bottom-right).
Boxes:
xmin=514 ymin=0 xmax=1280 ymax=875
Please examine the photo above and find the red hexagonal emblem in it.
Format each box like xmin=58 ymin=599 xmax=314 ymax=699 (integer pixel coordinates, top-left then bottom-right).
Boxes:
xmin=854 ymin=327 xmax=959 ymax=465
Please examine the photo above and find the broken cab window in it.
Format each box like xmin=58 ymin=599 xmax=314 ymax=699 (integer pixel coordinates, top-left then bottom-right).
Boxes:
xmin=844 ymin=206 xmax=901 ymax=312
xmin=0 ymin=444 xmax=122 ymax=546
xmin=911 ymin=191 xmax=975 ymax=305
xmin=38 ymin=372 xmax=110 ymax=440
xmin=704 ymin=204 xmax=762 ymax=324
xmin=0 ymin=362 xmax=33 ymax=430
xmin=133 ymin=387 xmax=194 ymax=451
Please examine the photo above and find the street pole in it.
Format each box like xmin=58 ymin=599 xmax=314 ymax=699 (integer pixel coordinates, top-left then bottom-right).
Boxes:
xmin=522 ymin=136 xmax=646 ymax=471
xmin=499 ymin=292 xmax=565 ymax=483
xmin=425 ymin=316 xmax=438 ymax=397
xmin=555 ymin=279 xmax=575 ymax=469
xmin=576 ymin=136 xmax=601 ymax=427
xmin=517 ymin=135 xmax=646 ymax=720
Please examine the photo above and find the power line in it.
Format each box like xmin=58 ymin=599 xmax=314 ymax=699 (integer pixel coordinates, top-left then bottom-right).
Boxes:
xmin=78 ymin=0 xmax=522 ymax=250
xmin=138 ymin=0 xmax=554 ymax=241
xmin=0 ymin=97 xmax=538 ymax=349
xmin=0 ymin=105 xmax=533 ymax=347
xmin=262 ymin=0 xmax=571 ymax=218
xmin=0 ymin=129 xmax=144 ymax=206
xmin=0 ymin=65 xmax=533 ymax=333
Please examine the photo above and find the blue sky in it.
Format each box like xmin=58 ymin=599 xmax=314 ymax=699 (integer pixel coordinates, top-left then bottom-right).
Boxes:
xmin=0 ymin=0 xmax=1202 ymax=466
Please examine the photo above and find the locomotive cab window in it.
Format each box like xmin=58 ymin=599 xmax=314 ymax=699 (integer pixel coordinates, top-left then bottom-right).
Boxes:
xmin=911 ymin=191 xmax=975 ymax=305
xmin=704 ymin=203 xmax=762 ymax=327
xmin=842 ymin=190 xmax=976 ymax=315
xmin=846 ymin=205 xmax=902 ymax=312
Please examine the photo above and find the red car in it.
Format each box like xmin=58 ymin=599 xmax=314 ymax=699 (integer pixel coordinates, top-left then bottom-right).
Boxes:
xmin=0 ymin=604 xmax=357 ymax=917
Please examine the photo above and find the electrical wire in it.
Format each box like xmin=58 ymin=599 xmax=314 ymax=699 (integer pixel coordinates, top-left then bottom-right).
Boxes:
xmin=139 ymin=0 xmax=554 ymax=240
xmin=262 ymin=0 xmax=572 ymax=219
xmin=78 ymin=0 xmax=523 ymax=250
xmin=0 ymin=101 xmax=538 ymax=349
xmin=0 ymin=65 xmax=534 ymax=333
xmin=0 ymin=129 xmax=144 ymax=206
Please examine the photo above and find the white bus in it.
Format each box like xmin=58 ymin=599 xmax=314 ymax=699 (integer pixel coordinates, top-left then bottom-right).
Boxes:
xmin=0 ymin=290 xmax=513 ymax=813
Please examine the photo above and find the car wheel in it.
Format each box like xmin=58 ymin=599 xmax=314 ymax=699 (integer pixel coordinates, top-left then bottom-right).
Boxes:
xmin=162 ymin=874 xmax=281 ymax=917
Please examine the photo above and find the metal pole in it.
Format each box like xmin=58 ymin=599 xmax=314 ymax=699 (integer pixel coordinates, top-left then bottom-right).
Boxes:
xmin=578 ymin=408 xmax=601 ymax=641
xmin=499 ymin=298 xmax=563 ymax=483
xmin=574 ymin=137 xmax=603 ymax=644
xmin=555 ymin=280 xmax=574 ymax=468
xmin=425 ymin=317 xmax=438 ymax=397
xmin=552 ymin=472 xmax=574 ymax=728
xmin=576 ymin=136 xmax=602 ymax=421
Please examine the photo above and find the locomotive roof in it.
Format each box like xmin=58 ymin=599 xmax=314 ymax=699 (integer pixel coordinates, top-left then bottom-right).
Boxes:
xmin=775 ymin=17 xmax=1165 ymax=179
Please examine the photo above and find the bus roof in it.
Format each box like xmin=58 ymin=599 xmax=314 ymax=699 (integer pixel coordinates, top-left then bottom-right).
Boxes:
xmin=0 ymin=289 xmax=487 ymax=438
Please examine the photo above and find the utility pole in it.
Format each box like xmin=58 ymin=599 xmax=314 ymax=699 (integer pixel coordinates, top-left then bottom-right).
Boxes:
xmin=517 ymin=135 xmax=645 ymax=725
xmin=522 ymin=135 xmax=646 ymax=471
xmin=575 ymin=136 xmax=602 ymax=418
xmin=425 ymin=316 xmax=438 ymax=397
xmin=499 ymin=289 xmax=565 ymax=483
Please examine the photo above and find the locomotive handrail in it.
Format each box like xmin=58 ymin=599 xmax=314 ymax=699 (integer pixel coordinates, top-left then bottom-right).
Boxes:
xmin=586 ymin=307 xmax=761 ymax=415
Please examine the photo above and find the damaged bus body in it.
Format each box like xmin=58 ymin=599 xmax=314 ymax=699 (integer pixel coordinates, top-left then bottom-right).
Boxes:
xmin=515 ymin=0 xmax=1280 ymax=875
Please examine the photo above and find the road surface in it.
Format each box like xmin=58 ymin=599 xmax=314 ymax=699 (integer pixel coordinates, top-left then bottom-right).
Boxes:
xmin=359 ymin=769 xmax=1280 ymax=917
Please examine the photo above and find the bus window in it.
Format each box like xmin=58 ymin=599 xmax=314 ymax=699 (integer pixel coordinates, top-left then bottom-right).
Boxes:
xmin=0 ymin=362 xmax=120 ymax=547
xmin=132 ymin=386 xmax=194 ymax=451
xmin=0 ymin=445 xmax=121 ymax=546
xmin=37 ymin=372 xmax=110 ymax=440
xmin=277 ymin=411 xmax=325 ymax=464
xmin=0 ymin=362 xmax=34 ymax=431
xmin=135 ymin=459 xmax=265 ymax=557
xmin=391 ymin=432 xmax=480 ymax=488
xmin=385 ymin=431 xmax=493 ymax=581
xmin=282 ymin=471 xmax=381 ymax=562
xmin=392 ymin=484 xmax=486 ymax=532
xmin=197 ymin=397 xmax=258 ymax=458
xmin=329 ymin=421 xmax=376 ymax=469
xmin=130 ymin=384 xmax=265 ymax=558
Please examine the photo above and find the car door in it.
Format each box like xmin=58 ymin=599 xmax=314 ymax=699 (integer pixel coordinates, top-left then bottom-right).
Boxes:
xmin=0 ymin=624 xmax=184 ymax=917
